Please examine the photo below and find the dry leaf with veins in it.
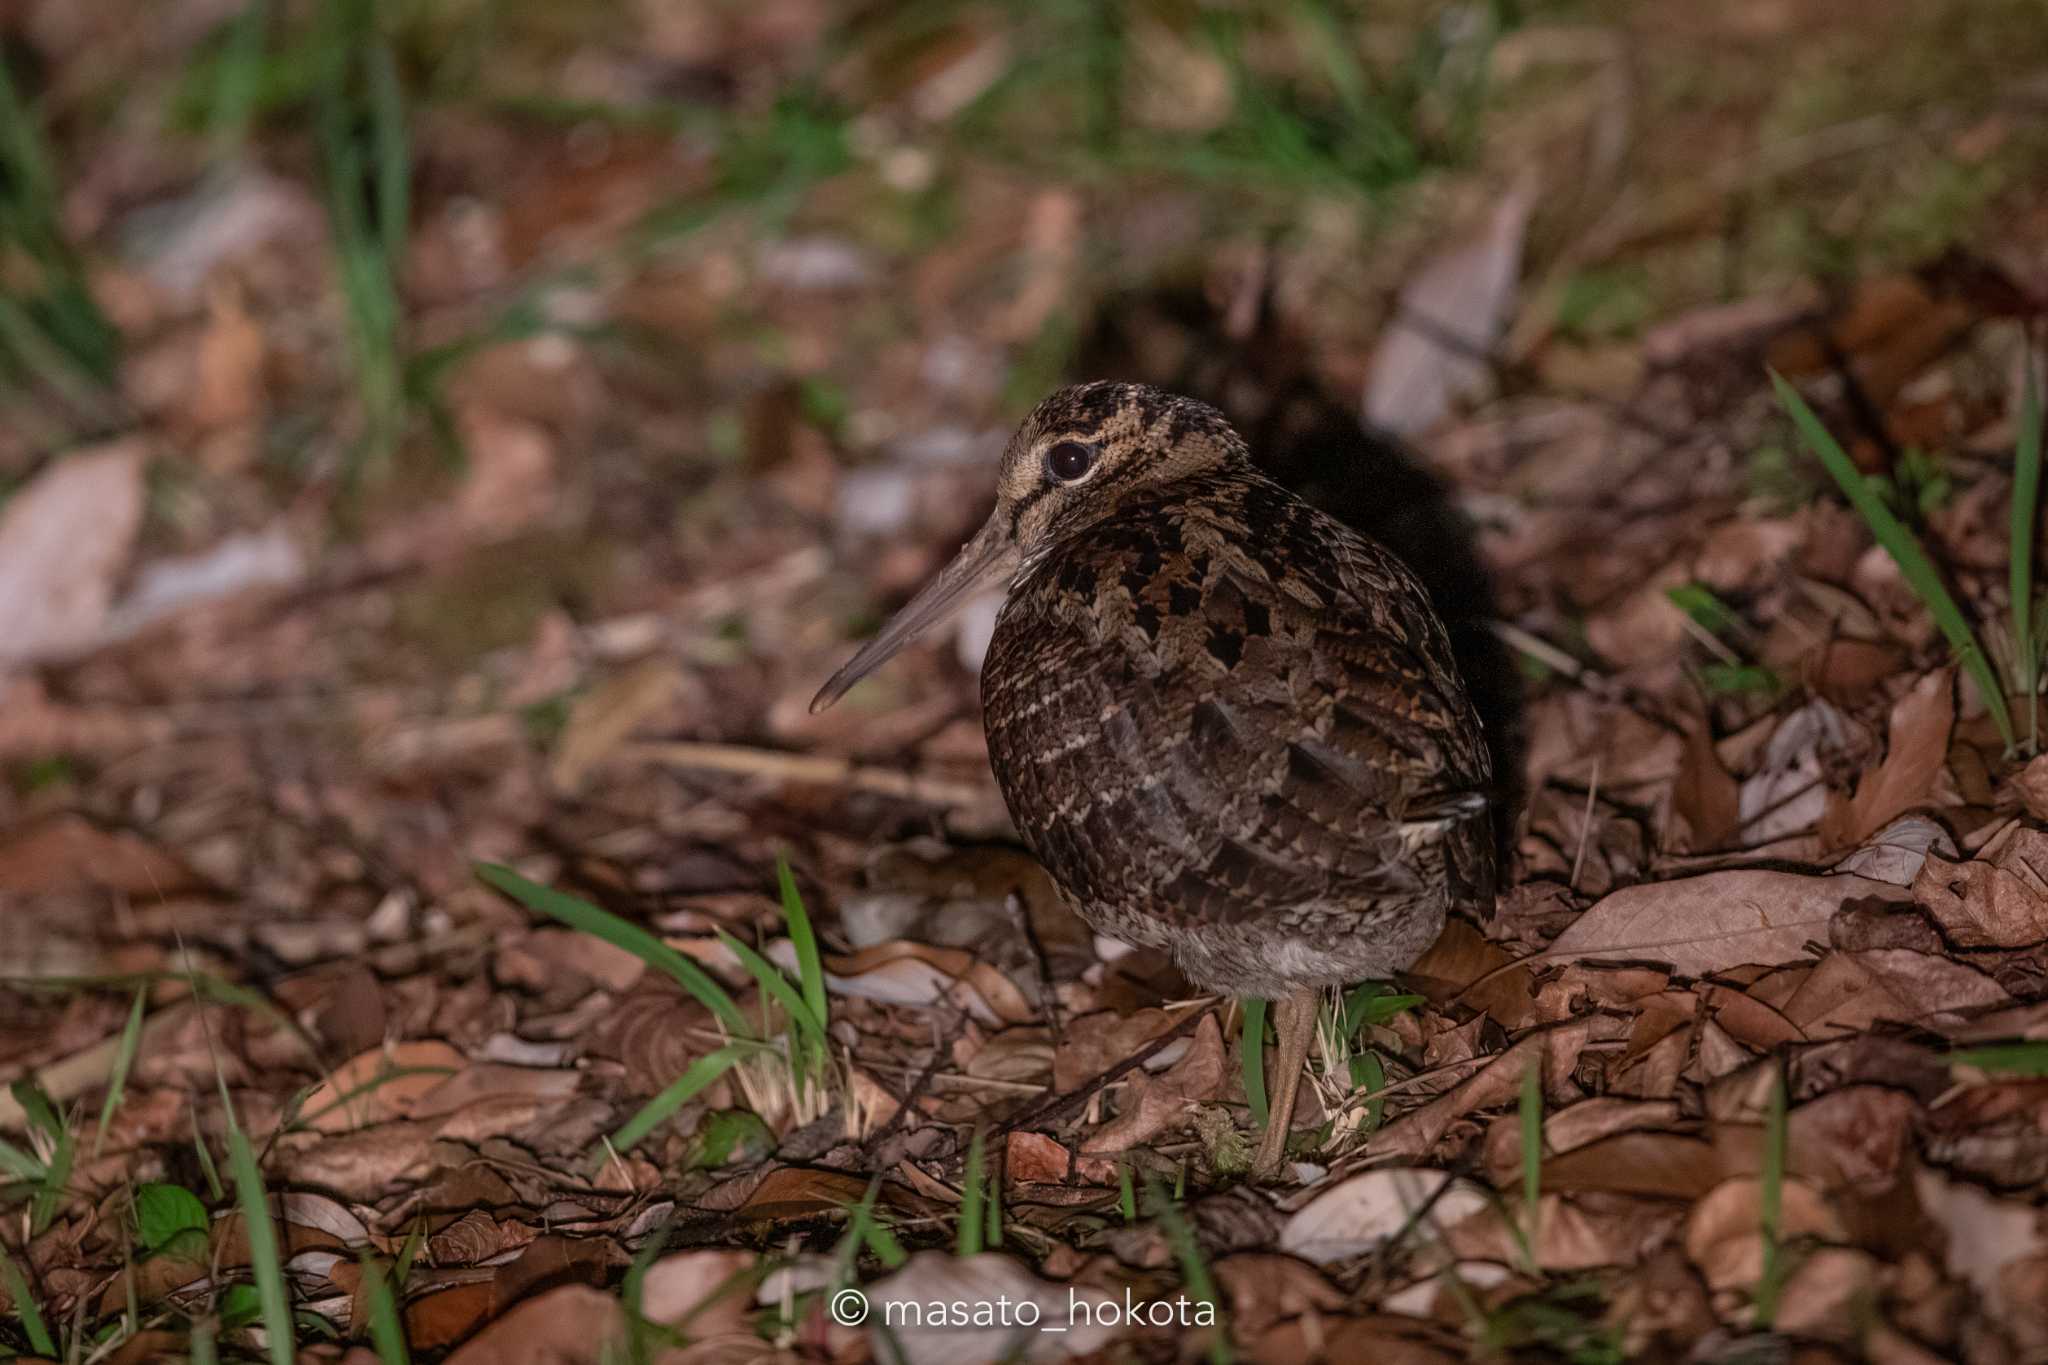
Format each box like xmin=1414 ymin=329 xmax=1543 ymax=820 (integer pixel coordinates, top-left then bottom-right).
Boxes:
xmin=1548 ymin=867 xmax=1911 ymax=977
xmin=1820 ymin=668 xmax=1954 ymax=848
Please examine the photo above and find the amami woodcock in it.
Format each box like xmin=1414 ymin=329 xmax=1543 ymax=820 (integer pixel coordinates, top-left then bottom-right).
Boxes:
xmin=813 ymin=381 xmax=1495 ymax=1179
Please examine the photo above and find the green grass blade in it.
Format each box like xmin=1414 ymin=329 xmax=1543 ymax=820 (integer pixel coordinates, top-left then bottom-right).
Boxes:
xmin=28 ymin=1110 xmax=72 ymax=1236
xmin=985 ymin=1161 xmax=1002 ymax=1249
xmin=1147 ymin=1174 xmax=1232 ymax=1365
xmin=93 ymin=987 xmax=149 ymax=1158
xmin=1772 ymin=369 xmax=2015 ymax=748
xmin=0 ymin=1251 xmax=55 ymax=1356
xmin=208 ymin=1 xmax=269 ymax=160
xmin=1241 ymin=998 xmax=1268 ymax=1129
xmin=191 ymin=1108 xmax=224 ymax=1202
xmin=712 ymin=931 xmax=825 ymax=1053
xmin=477 ymin=864 xmax=751 ymax=1040
xmin=956 ymin=1129 xmax=986 ymax=1258
xmin=845 ymin=1175 xmax=909 ymax=1271
xmin=609 ymin=1043 xmax=750 ymax=1154
xmin=191 ymin=1315 xmax=218 ymax=1365
xmin=361 ymin=1256 xmax=410 ymax=1365
xmin=0 ymin=1135 xmax=43 ymax=1182
xmin=1117 ymin=1161 xmax=1136 ymax=1224
xmin=2016 ymin=356 xmax=2044 ymax=750
xmin=1752 ymin=1066 xmax=1789 ymax=1329
xmin=365 ymin=40 xmax=409 ymax=272
xmin=1947 ymin=1041 xmax=2048 ymax=1075
xmin=775 ymin=858 xmax=830 ymax=1052
xmin=1518 ymin=1059 xmax=1542 ymax=1274
xmin=226 ymin=1122 xmax=295 ymax=1365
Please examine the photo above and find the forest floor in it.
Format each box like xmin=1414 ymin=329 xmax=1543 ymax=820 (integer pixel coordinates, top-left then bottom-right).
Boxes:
xmin=5 ymin=1 xmax=2048 ymax=1362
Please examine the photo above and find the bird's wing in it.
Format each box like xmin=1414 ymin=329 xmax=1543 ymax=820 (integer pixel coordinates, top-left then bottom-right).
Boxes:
xmin=985 ymin=491 xmax=1494 ymax=929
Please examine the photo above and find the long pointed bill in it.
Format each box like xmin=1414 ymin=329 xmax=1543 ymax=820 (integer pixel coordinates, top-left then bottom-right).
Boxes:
xmin=810 ymin=514 xmax=1019 ymax=713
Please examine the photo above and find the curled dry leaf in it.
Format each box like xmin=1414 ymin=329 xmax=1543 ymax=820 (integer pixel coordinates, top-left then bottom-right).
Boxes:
xmin=0 ymin=439 xmax=146 ymax=667
xmin=2013 ymin=752 xmax=2048 ymax=821
xmin=634 ymin=1252 xmax=757 ymax=1334
xmin=1913 ymin=827 xmax=2048 ymax=948
xmin=1053 ymin=1009 xmax=1181 ymax=1090
xmin=1773 ymin=1248 xmax=1880 ymax=1344
xmin=549 ymin=659 xmax=687 ymax=794
xmin=1208 ymin=1253 xmax=1343 ymax=1337
xmin=863 ymin=1251 xmax=1119 ymax=1363
xmin=766 ymin=938 xmax=1034 ymax=1025
xmin=1683 ymin=1176 xmax=1844 ymax=1292
xmin=1084 ymin=1013 xmax=1225 ymax=1154
xmin=1819 ymin=669 xmax=1954 ymax=848
xmin=1369 ymin=1019 xmax=1597 ymax=1161
xmin=0 ymin=813 xmax=211 ymax=897
xmin=1005 ymin=1131 xmax=1071 ymax=1184
xmin=1912 ymin=1167 xmax=2047 ymax=1320
xmin=1364 ymin=174 xmax=1538 ymax=436
xmin=1547 ymin=868 xmax=1911 ymax=977
xmin=1739 ymin=698 xmax=1860 ymax=845
xmin=442 ymin=1284 xmax=625 ymax=1365
xmin=1279 ymin=1166 xmax=1490 ymax=1266
xmin=1670 ymin=713 xmax=1740 ymax=853
xmin=1781 ymin=948 xmax=2010 ymax=1036
xmin=300 ymin=1041 xmax=469 ymax=1134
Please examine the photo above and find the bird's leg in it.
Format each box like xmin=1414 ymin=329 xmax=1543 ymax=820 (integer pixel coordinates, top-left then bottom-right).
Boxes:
xmin=1252 ymin=986 xmax=1319 ymax=1180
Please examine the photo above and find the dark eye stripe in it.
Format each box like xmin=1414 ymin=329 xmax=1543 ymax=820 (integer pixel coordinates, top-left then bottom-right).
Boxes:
xmin=1008 ymin=481 xmax=1054 ymax=533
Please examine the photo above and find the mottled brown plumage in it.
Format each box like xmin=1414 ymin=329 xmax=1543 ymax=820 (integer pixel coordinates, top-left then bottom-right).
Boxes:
xmin=814 ymin=381 xmax=1494 ymax=1177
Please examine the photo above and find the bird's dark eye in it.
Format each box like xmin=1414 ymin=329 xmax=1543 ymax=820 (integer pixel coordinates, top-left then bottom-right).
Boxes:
xmin=1047 ymin=440 xmax=1096 ymax=482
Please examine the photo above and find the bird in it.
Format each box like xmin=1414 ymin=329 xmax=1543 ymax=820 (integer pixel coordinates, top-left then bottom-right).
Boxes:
xmin=812 ymin=381 xmax=1495 ymax=1179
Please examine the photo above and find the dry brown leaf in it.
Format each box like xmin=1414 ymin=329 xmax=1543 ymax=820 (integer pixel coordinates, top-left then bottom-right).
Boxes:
xmin=1005 ymin=1131 xmax=1071 ymax=1184
xmin=1279 ymin=1167 xmax=1490 ymax=1265
xmin=733 ymin=1167 xmax=873 ymax=1228
xmin=0 ymin=813 xmax=210 ymax=897
xmin=638 ymin=1250 xmax=758 ymax=1335
xmin=1208 ymin=1253 xmax=1343 ymax=1338
xmin=404 ymin=1282 xmax=499 ymax=1352
xmin=1541 ymin=1132 xmax=1728 ymax=1201
xmin=1670 ymin=714 xmax=1740 ymax=853
xmin=1683 ymin=1176 xmax=1844 ymax=1291
xmin=410 ymin=1062 xmax=582 ymax=1120
xmin=772 ymin=939 xmax=1034 ymax=1025
xmin=1912 ymin=1166 xmax=2048 ymax=1321
xmin=275 ymin=1122 xmax=446 ymax=1200
xmin=1052 ymin=1009 xmax=1179 ymax=1090
xmin=0 ymin=439 xmax=145 ymax=667
xmin=1786 ymin=1086 xmax=1918 ymax=1191
xmin=1483 ymin=1098 xmax=1683 ymax=1187
xmin=550 ymin=660 xmax=688 ymax=793
xmin=454 ymin=405 xmax=558 ymax=539
xmin=1548 ymin=868 xmax=1909 ymax=976
xmin=2014 ymin=752 xmax=2048 ymax=821
xmin=1781 ymin=948 xmax=2010 ymax=1036
xmin=300 ymin=1041 xmax=469 ymax=1133
xmin=863 ymin=1252 xmax=1120 ymax=1363
xmin=442 ymin=1284 xmax=625 ymax=1365
xmin=1913 ymin=827 xmax=2048 ymax=948
xmin=1443 ymin=1191 xmax=1684 ymax=1272
xmin=1365 ymin=174 xmax=1538 ymax=435
xmin=1772 ymin=1247 xmax=1879 ymax=1343
xmin=1238 ymin=1313 xmax=1465 ymax=1365
xmin=1820 ymin=669 xmax=1954 ymax=847
xmin=1086 ymin=1013 xmax=1225 ymax=1153
xmin=1368 ymin=1020 xmax=1596 ymax=1160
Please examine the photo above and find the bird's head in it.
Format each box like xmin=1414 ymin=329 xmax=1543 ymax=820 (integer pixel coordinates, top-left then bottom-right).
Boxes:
xmin=811 ymin=382 xmax=1246 ymax=711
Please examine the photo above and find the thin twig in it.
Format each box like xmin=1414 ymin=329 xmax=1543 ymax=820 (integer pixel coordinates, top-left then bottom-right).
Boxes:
xmin=1570 ymin=758 xmax=1602 ymax=890
xmin=623 ymin=740 xmax=998 ymax=808
xmin=991 ymin=1000 xmax=1220 ymax=1138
